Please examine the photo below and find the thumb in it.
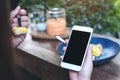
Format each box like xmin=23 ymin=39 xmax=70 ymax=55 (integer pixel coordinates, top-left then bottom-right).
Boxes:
xmin=10 ymin=6 xmax=21 ymax=19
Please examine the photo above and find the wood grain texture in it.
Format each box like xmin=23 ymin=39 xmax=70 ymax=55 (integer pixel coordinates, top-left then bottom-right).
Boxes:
xmin=16 ymin=30 xmax=120 ymax=80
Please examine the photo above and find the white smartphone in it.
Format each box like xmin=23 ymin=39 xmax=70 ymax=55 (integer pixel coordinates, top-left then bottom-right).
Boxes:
xmin=61 ymin=25 xmax=93 ymax=71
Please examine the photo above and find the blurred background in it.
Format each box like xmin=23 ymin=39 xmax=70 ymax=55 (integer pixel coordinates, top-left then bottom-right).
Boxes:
xmin=19 ymin=0 xmax=120 ymax=38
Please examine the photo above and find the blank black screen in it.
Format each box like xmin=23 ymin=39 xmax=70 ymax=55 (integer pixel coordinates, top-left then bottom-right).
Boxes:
xmin=63 ymin=30 xmax=90 ymax=66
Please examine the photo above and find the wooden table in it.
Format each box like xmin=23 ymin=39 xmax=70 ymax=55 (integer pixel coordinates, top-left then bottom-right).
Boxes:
xmin=15 ymin=30 xmax=120 ymax=80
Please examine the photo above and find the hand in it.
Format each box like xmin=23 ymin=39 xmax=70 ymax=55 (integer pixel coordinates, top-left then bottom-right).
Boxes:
xmin=10 ymin=6 xmax=29 ymax=47
xmin=12 ymin=34 xmax=26 ymax=48
xmin=62 ymin=40 xmax=93 ymax=80
xmin=10 ymin=6 xmax=28 ymax=27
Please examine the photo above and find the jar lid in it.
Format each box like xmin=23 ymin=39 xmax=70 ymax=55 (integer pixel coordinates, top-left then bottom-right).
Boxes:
xmin=47 ymin=8 xmax=65 ymax=15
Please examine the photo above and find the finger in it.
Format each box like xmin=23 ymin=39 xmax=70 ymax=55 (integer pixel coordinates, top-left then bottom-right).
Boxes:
xmin=12 ymin=18 xmax=18 ymax=23
xmin=10 ymin=6 xmax=21 ymax=19
xmin=86 ymin=44 xmax=93 ymax=61
xmin=63 ymin=46 xmax=66 ymax=51
xmin=20 ymin=9 xmax=27 ymax=16
xmin=11 ymin=23 xmax=18 ymax=28
xmin=83 ymin=44 xmax=93 ymax=67
xmin=21 ymin=22 xmax=29 ymax=27
xmin=21 ymin=16 xmax=29 ymax=22
xmin=60 ymin=56 xmax=63 ymax=60
xmin=84 ymin=44 xmax=93 ymax=68
xmin=65 ymin=39 xmax=69 ymax=43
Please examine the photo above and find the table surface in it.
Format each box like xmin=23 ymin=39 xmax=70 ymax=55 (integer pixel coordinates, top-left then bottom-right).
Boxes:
xmin=16 ymin=29 xmax=120 ymax=80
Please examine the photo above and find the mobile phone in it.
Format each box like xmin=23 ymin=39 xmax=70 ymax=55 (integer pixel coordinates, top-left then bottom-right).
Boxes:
xmin=61 ymin=25 xmax=93 ymax=71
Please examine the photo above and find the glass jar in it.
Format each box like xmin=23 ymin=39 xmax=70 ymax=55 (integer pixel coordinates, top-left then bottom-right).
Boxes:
xmin=46 ymin=8 xmax=66 ymax=37
xmin=28 ymin=9 xmax=46 ymax=31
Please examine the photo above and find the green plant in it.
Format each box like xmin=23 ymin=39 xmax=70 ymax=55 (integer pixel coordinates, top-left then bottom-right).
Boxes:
xmin=19 ymin=0 xmax=120 ymax=36
xmin=45 ymin=0 xmax=120 ymax=34
xmin=19 ymin=0 xmax=45 ymax=12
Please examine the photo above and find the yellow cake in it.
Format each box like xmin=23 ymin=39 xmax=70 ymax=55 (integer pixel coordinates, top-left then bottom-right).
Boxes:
xmin=92 ymin=44 xmax=103 ymax=57
xmin=12 ymin=27 xmax=28 ymax=35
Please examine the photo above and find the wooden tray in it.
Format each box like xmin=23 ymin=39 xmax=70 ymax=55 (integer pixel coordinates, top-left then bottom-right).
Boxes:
xmin=31 ymin=28 xmax=71 ymax=40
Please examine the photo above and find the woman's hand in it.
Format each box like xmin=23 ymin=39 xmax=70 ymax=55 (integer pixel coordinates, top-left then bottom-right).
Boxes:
xmin=10 ymin=6 xmax=28 ymax=27
xmin=62 ymin=40 xmax=93 ymax=80
xmin=10 ymin=6 xmax=29 ymax=47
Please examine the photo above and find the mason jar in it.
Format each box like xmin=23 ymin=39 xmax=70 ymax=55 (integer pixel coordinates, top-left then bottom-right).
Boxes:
xmin=28 ymin=9 xmax=46 ymax=31
xmin=46 ymin=8 xmax=66 ymax=37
